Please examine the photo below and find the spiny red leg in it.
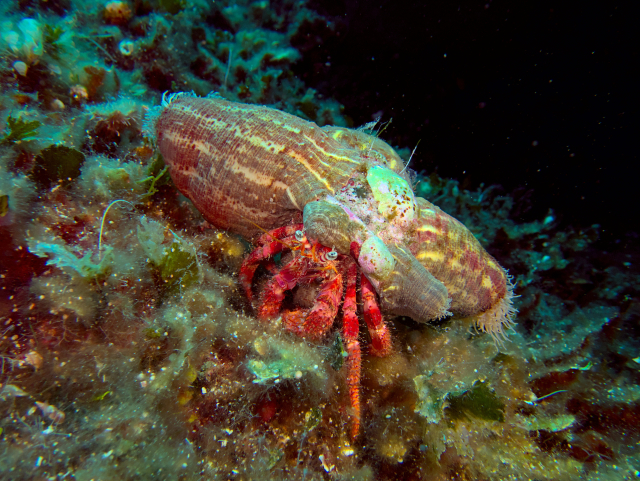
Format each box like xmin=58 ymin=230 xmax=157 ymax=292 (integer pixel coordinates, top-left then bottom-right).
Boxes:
xmin=239 ymin=240 xmax=288 ymax=300
xmin=361 ymin=274 xmax=392 ymax=357
xmin=255 ymin=223 xmax=303 ymax=247
xmin=283 ymin=270 xmax=343 ymax=339
xmin=258 ymin=256 xmax=310 ymax=320
xmin=342 ymin=261 xmax=362 ymax=439
xmin=239 ymin=223 xmax=303 ymax=300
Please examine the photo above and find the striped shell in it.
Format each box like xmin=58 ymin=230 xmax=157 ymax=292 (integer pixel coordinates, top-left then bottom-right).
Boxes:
xmin=154 ymin=94 xmax=516 ymax=337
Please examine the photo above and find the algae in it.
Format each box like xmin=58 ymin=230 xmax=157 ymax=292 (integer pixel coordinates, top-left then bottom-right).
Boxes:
xmin=42 ymin=24 xmax=64 ymax=59
xmin=138 ymin=155 xmax=170 ymax=198
xmin=445 ymin=381 xmax=505 ymax=423
xmin=29 ymin=241 xmax=113 ymax=279
xmin=0 ymin=194 xmax=8 ymax=217
xmin=137 ymin=216 xmax=200 ymax=295
xmin=247 ymin=335 xmax=327 ymax=385
xmin=158 ymin=0 xmax=187 ymax=15
xmin=516 ymin=413 xmax=576 ymax=432
xmin=326 ymin=332 xmax=347 ymax=371
xmin=414 ymin=375 xmax=446 ymax=423
xmin=156 ymin=241 xmax=199 ymax=293
xmin=1 ymin=115 xmax=41 ymax=145
xmin=31 ymin=145 xmax=85 ymax=189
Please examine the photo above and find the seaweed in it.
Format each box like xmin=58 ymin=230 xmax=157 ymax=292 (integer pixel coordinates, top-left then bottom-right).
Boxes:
xmin=0 ymin=195 xmax=8 ymax=217
xmin=155 ymin=241 xmax=199 ymax=294
xmin=414 ymin=375 xmax=446 ymax=423
xmin=136 ymin=216 xmax=199 ymax=295
xmin=43 ymin=24 xmax=65 ymax=59
xmin=31 ymin=145 xmax=85 ymax=189
xmin=445 ymin=381 xmax=505 ymax=423
xmin=326 ymin=333 xmax=346 ymax=371
xmin=29 ymin=241 xmax=113 ymax=278
xmin=246 ymin=336 xmax=327 ymax=385
xmin=158 ymin=0 xmax=187 ymax=15
xmin=138 ymin=155 xmax=171 ymax=198
xmin=1 ymin=116 xmax=41 ymax=145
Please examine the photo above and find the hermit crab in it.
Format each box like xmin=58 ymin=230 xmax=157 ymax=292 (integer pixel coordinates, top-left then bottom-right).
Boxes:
xmin=151 ymin=93 xmax=516 ymax=438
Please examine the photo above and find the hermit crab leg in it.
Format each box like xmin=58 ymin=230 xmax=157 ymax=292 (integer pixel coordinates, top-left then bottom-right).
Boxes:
xmin=254 ymin=223 xmax=304 ymax=246
xmin=361 ymin=275 xmax=392 ymax=357
xmin=258 ymin=256 xmax=312 ymax=319
xmin=283 ymin=269 xmax=343 ymax=339
xmin=239 ymin=237 xmax=291 ymax=300
xmin=341 ymin=261 xmax=362 ymax=439
xmin=348 ymin=241 xmax=393 ymax=357
xmin=239 ymin=223 xmax=305 ymax=300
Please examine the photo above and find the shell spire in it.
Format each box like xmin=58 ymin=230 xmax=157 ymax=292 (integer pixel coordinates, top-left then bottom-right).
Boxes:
xmin=156 ymin=95 xmax=362 ymax=237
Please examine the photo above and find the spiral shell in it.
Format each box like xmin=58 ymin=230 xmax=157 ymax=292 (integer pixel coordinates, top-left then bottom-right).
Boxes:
xmin=154 ymin=94 xmax=406 ymax=238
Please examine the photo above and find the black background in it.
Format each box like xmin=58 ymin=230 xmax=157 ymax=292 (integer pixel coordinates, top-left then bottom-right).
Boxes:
xmin=294 ymin=0 xmax=639 ymax=246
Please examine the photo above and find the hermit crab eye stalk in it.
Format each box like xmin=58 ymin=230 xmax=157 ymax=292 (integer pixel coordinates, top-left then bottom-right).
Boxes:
xmin=295 ymin=230 xmax=305 ymax=242
xmin=327 ymin=250 xmax=338 ymax=260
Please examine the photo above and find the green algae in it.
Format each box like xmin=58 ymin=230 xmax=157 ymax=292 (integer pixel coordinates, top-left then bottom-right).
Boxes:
xmin=29 ymin=241 xmax=113 ymax=279
xmin=137 ymin=216 xmax=200 ymax=295
xmin=156 ymin=241 xmax=199 ymax=294
xmin=305 ymin=406 xmax=322 ymax=431
xmin=138 ymin=155 xmax=171 ymax=198
xmin=516 ymin=413 xmax=576 ymax=432
xmin=445 ymin=381 xmax=505 ymax=423
xmin=1 ymin=115 xmax=41 ymax=145
xmin=326 ymin=333 xmax=347 ymax=371
xmin=413 ymin=375 xmax=446 ymax=424
xmin=0 ymin=194 xmax=8 ymax=217
xmin=42 ymin=24 xmax=64 ymax=59
xmin=158 ymin=0 xmax=187 ymax=15
xmin=32 ymin=145 xmax=85 ymax=189
xmin=247 ymin=336 xmax=327 ymax=385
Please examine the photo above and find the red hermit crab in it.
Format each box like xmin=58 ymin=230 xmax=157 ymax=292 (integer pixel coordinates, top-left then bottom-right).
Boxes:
xmin=236 ymin=223 xmax=391 ymax=437
xmin=151 ymin=92 xmax=517 ymax=438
